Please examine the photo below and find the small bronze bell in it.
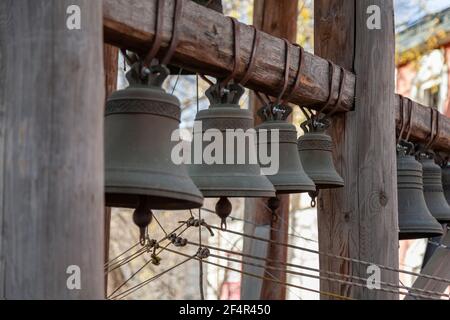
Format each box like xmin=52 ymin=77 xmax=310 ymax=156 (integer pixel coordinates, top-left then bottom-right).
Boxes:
xmin=105 ymin=63 xmax=204 ymax=210
xmin=189 ymin=83 xmax=276 ymax=228
xmin=443 ymin=164 xmax=450 ymax=203
xmin=297 ymin=120 xmax=344 ymax=189
xmin=420 ymin=157 xmax=450 ymax=223
xmin=255 ymin=105 xmax=315 ymax=194
xmin=397 ymin=145 xmax=443 ymax=240
xmin=188 ymin=83 xmax=276 ymax=198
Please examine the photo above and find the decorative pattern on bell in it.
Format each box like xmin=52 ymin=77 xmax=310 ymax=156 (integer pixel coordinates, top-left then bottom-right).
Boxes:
xmin=255 ymin=105 xmax=315 ymax=194
xmin=397 ymin=144 xmax=443 ymax=240
xmin=188 ymin=83 xmax=276 ymax=198
xmin=419 ymin=156 xmax=450 ymax=223
xmin=104 ymin=63 xmax=204 ymax=210
xmin=297 ymin=119 xmax=344 ymax=189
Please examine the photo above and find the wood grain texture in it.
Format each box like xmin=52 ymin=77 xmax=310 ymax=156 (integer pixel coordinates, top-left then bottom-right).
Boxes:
xmin=102 ymin=0 xmax=450 ymax=154
xmin=315 ymin=0 xmax=399 ymax=299
xmin=0 ymin=0 xmax=104 ymax=298
xmin=103 ymin=0 xmax=355 ymax=114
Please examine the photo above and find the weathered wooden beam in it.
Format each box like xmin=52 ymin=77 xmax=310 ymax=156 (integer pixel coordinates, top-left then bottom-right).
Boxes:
xmin=103 ymin=0 xmax=450 ymax=154
xmin=316 ymin=0 xmax=399 ymax=299
xmin=395 ymin=95 xmax=450 ymax=153
xmin=0 ymin=0 xmax=104 ymax=298
xmin=103 ymin=0 xmax=355 ymax=113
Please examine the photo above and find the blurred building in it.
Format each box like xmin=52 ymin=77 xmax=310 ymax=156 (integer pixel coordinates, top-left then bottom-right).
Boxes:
xmin=396 ymin=6 xmax=450 ymax=117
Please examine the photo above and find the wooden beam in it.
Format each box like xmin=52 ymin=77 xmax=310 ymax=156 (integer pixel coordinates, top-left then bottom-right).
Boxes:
xmin=0 ymin=0 xmax=104 ymax=298
xmin=103 ymin=0 xmax=354 ymax=114
xmin=102 ymin=0 xmax=450 ymax=154
xmin=394 ymin=95 xmax=450 ymax=153
xmin=315 ymin=0 xmax=399 ymax=299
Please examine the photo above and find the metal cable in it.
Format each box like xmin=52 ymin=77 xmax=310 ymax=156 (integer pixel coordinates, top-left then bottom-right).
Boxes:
xmin=186 ymin=240 xmax=449 ymax=299
xmin=109 ymin=255 xmax=196 ymax=300
xmin=207 ymin=225 xmax=450 ymax=285
xmin=164 ymin=247 xmax=354 ymax=300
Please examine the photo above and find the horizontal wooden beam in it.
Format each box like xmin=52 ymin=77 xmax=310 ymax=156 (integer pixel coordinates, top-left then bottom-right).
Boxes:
xmin=103 ymin=0 xmax=354 ymax=113
xmin=395 ymin=95 xmax=450 ymax=153
xmin=103 ymin=0 xmax=450 ymax=154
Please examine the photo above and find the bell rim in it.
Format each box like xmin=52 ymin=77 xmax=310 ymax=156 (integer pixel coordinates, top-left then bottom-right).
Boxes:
xmin=198 ymin=189 xmax=276 ymax=198
xmin=399 ymin=228 xmax=443 ymax=240
xmin=105 ymin=187 xmax=204 ymax=210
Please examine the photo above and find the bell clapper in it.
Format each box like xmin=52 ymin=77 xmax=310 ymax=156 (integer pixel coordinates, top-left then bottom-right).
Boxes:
xmin=132 ymin=196 xmax=153 ymax=246
xmin=215 ymin=197 xmax=232 ymax=230
xmin=308 ymin=190 xmax=319 ymax=208
xmin=268 ymin=196 xmax=281 ymax=222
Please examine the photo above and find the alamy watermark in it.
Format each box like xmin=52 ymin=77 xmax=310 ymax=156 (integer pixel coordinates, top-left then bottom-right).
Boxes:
xmin=171 ymin=121 xmax=280 ymax=176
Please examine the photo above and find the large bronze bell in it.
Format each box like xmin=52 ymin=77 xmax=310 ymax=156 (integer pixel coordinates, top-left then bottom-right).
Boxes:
xmin=105 ymin=63 xmax=204 ymax=210
xmin=419 ymin=157 xmax=450 ymax=223
xmin=297 ymin=120 xmax=344 ymax=189
xmin=255 ymin=105 xmax=315 ymax=194
xmin=188 ymin=83 xmax=276 ymax=198
xmin=397 ymin=146 xmax=443 ymax=240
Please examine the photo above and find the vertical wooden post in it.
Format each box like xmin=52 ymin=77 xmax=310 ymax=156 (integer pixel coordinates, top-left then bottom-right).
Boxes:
xmin=241 ymin=0 xmax=298 ymax=300
xmin=315 ymin=0 xmax=399 ymax=299
xmin=103 ymin=44 xmax=119 ymax=297
xmin=0 ymin=1 xmax=104 ymax=298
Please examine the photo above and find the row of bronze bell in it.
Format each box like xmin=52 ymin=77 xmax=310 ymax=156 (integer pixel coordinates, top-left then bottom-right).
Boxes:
xmin=397 ymin=142 xmax=450 ymax=240
xmin=104 ymin=61 xmax=344 ymax=234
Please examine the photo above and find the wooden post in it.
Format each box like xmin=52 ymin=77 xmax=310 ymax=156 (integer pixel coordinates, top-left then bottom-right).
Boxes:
xmin=103 ymin=43 xmax=119 ymax=297
xmin=0 ymin=1 xmax=104 ymax=298
xmin=241 ymin=0 xmax=298 ymax=301
xmin=315 ymin=0 xmax=399 ymax=299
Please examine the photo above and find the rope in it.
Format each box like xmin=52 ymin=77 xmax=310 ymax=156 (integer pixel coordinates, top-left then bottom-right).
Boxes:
xmin=164 ymin=247 xmax=354 ymax=300
xmin=199 ymin=207 xmax=317 ymax=244
xmin=198 ymin=208 xmax=205 ymax=300
xmin=109 ymin=255 xmax=196 ymax=300
xmin=207 ymin=225 xmax=450 ymax=285
xmin=209 ymin=253 xmax=442 ymax=300
xmin=104 ymin=242 xmax=140 ymax=268
xmin=186 ymin=241 xmax=447 ymax=300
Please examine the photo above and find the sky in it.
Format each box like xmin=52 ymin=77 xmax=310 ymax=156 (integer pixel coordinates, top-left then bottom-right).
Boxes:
xmin=395 ymin=0 xmax=450 ymax=29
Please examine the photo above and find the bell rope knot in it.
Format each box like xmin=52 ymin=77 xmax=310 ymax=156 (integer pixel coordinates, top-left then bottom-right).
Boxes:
xmin=215 ymin=197 xmax=232 ymax=230
xmin=196 ymin=247 xmax=210 ymax=260
xmin=150 ymin=253 xmax=162 ymax=266
xmin=184 ymin=217 xmax=215 ymax=236
xmin=132 ymin=197 xmax=153 ymax=246
xmin=168 ymin=233 xmax=188 ymax=247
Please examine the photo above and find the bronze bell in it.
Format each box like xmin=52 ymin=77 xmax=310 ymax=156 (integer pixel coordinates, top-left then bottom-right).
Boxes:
xmin=188 ymin=83 xmax=276 ymax=198
xmin=443 ymin=164 xmax=450 ymax=203
xmin=420 ymin=157 xmax=450 ymax=223
xmin=255 ymin=105 xmax=315 ymax=194
xmin=105 ymin=63 xmax=204 ymax=210
xmin=297 ymin=120 xmax=344 ymax=189
xmin=397 ymin=146 xmax=443 ymax=240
